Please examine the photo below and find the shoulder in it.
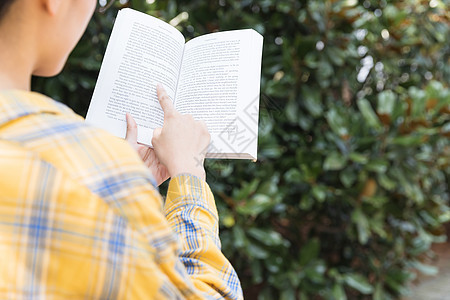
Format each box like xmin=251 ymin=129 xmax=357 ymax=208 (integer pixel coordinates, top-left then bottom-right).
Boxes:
xmin=0 ymin=90 xmax=158 ymax=195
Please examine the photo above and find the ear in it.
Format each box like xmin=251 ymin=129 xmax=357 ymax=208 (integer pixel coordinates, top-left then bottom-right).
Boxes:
xmin=41 ymin=0 xmax=64 ymax=16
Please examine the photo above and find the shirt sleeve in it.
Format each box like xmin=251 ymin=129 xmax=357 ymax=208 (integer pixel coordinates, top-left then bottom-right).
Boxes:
xmin=164 ymin=174 xmax=243 ymax=300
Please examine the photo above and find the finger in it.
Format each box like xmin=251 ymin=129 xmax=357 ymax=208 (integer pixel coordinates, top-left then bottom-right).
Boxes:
xmin=125 ymin=113 xmax=138 ymax=143
xmin=152 ymin=128 xmax=162 ymax=144
xmin=153 ymin=127 xmax=162 ymax=137
xmin=195 ymin=120 xmax=211 ymax=139
xmin=197 ymin=120 xmax=209 ymax=131
xmin=142 ymin=148 xmax=152 ymax=162
xmin=156 ymin=84 xmax=175 ymax=117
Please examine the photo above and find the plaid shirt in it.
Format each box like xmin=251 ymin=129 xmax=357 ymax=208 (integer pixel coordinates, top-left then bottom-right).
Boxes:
xmin=0 ymin=90 xmax=242 ymax=299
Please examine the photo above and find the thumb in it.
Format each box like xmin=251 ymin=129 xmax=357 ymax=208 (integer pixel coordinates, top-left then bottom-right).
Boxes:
xmin=125 ymin=113 xmax=138 ymax=144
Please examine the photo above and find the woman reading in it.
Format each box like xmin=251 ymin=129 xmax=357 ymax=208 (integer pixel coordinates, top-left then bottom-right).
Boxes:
xmin=0 ymin=0 xmax=242 ymax=299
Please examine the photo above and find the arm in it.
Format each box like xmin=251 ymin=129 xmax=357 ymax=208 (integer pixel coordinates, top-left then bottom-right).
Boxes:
xmin=165 ymin=174 xmax=242 ymax=299
xmin=126 ymin=84 xmax=243 ymax=298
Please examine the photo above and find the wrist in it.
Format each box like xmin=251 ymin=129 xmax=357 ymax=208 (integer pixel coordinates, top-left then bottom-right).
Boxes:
xmin=170 ymin=165 xmax=206 ymax=181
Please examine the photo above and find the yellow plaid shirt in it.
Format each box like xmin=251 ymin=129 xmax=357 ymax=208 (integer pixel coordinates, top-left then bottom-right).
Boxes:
xmin=0 ymin=90 xmax=242 ymax=299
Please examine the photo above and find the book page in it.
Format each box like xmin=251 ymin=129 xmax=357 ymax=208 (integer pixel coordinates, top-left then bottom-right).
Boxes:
xmin=86 ymin=9 xmax=185 ymax=145
xmin=175 ymin=30 xmax=263 ymax=159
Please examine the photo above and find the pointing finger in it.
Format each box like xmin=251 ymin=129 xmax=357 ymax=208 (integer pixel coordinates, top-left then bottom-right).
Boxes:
xmin=156 ymin=84 xmax=175 ymax=117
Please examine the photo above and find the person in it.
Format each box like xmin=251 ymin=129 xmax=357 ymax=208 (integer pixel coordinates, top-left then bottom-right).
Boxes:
xmin=0 ymin=0 xmax=242 ymax=299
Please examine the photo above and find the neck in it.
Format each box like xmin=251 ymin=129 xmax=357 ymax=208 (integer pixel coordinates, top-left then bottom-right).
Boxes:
xmin=0 ymin=67 xmax=32 ymax=91
xmin=0 ymin=13 xmax=36 ymax=91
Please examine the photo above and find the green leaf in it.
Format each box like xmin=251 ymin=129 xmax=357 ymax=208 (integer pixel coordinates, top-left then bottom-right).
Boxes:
xmin=332 ymin=283 xmax=347 ymax=300
xmin=352 ymin=208 xmax=370 ymax=244
xmin=385 ymin=271 xmax=410 ymax=295
xmin=312 ymin=185 xmax=327 ymax=202
xmin=377 ymin=90 xmax=396 ymax=115
xmin=390 ymin=135 xmax=424 ymax=146
xmin=366 ymin=160 xmax=388 ymax=173
xmin=260 ymin=144 xmax=283 ymax=158
xmin=344 ymin=273 xmax=374 ymax=294
xmin=327 ymin=47 xmax=345 ymax=66
xmin=317 ymin=61 xmax=334 ymax=84
xmin=247 ymin=243 xmax=270 ymax=259
xmin=300 ymin=195 xmax=314 ymax=210
xmin=284 ymin=168 xmax=302 ymax=182
xmin=280 ymin=288 xmax=296 ymax=300
xmin=326 ymin=108 xmax=349 ymax=137
xmin=250 ymin=260 xmax=263 ymax=284
xmin=258 ymin=175 xmax=279 ymax=195
xmin=349 ymin=152 xmax=369 ymax=164
xmin=248 ymin=228 xmax=285 ymax=247
xmin=286 ymin=99 xmax=299 ymax=123
xmin=364 ymin=196 xmax=388 ymax=210
xmin=378 ymin=174 xmax=396 ymax=191
xmin=324 ymin=152 xmax=347 ymax=170
xmin=299 ymin=238 xmax=320 ymax=266
xmin=340 ymin=167 xmax=357 ymax=188
xmin=236 ymin=194 xmax=273 ymax=216
xmin=342 ymin=0 xmax=358 ymax=7
xmin=303 ymin=88 xmax=323 ymax=117
xmin=373 ymin=283 xmax=385 ymax=300
xmin=305 ymin=52 xmax=318 ymax=68
xmin=304 ymin=261 xmax=326 ymax=283
xmin=386 ymin=268 xmax=415 ymax=289
xmin=235 ymin=179 xmax=260 ymax=200
xmin=410 ymin=87 xmax=427 ymax=118
xmin=357 ymin=98 xmax=383 ymax=130
xmin=232 ymin=226 xmax=247 ymax=248
xmin=411 ymin=261 xmax=439 ymax=276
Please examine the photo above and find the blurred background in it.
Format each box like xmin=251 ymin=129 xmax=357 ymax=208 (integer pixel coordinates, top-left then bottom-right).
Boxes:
xmin=32 ymin=0 xmax=449 ymax=299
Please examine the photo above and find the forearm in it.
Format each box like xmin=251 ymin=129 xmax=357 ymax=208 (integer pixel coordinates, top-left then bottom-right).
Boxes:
xmin=164 ymin=174 xmax=243 ymax=300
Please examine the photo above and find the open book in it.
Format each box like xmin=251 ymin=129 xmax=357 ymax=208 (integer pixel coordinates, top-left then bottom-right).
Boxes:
xmin=86 ymin=8 xmax=263 ymax=160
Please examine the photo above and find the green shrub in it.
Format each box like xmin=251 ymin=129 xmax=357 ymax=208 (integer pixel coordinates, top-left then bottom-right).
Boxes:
xmin=33 ymin=0 xmax=450 ymax=299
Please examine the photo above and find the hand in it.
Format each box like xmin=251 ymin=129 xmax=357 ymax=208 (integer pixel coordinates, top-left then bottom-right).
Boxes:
xmin=152 ymin=84 xmax=210 ymax=180
xmin=125 ymin=113 xmax=170 ymax=186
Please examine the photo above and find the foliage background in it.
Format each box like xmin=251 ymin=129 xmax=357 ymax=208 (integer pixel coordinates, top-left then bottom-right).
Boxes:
xmin=32 ymin=0 xmax=450 ymax=299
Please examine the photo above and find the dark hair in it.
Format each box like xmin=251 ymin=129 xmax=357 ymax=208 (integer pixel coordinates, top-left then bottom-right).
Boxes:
xmin=0 ymin=1 xmax=15 ymax=20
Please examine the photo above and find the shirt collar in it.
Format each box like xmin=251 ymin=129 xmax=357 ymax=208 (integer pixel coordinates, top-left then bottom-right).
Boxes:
xmin=0 ymin=90 xmax=75 ymax=127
